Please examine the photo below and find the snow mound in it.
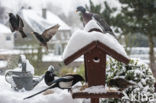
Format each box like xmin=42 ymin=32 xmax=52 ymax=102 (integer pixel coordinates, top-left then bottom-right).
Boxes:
xmin=0 ymin=23 xmax=11 ymax=33
xmin=0 ymin=76 xmax=82 ymax=103
xmin=25 ymin=59 xmax=35 ymax=75
xmin=84 ymin=19 xmax=103 ymax=32
xmin=63 ymin=30 xmax=128 ymax=60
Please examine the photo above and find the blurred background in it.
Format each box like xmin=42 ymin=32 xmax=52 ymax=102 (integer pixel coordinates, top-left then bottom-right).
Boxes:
xmin=0 ymin=0 xmax=155 ymax=77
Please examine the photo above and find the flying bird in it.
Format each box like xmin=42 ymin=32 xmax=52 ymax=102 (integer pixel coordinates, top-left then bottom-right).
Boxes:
xmin=8 ymin=13 xmax=27 ymax=38
xmin=76 ymin=6 xmax=117 ymax=38
xmin=24 ymin=74 xmax=84 ymax=99
xmin=107 ymin=78 xmax=135 ymax=91
xmin=44 ymin=65 xmax=57 ymax=86
xmin=31 ymin=24 xmax=60 ymax=50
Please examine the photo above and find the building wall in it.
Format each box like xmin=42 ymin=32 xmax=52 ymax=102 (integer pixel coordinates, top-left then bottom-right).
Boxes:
xmin=0 ymin=33 xmax=14 ymax=49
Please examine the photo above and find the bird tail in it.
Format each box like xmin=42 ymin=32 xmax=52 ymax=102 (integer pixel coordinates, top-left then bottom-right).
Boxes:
xmin=19 ymin=30 xmax=27 ymax=38
xmin=24 ymin=84 xmax=55 ymax=100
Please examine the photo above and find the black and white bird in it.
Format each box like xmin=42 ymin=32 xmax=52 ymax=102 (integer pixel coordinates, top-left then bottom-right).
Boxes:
xmin=44 ymin=65 xmax=57 ymax=86
xmin=31 ymin=24 xmax=60 ymax=50
xmin=76 ymin=6 xmax=117 ymax=38
xmin=107 ymin=78 xmax=135 ymax=91
xmin=24 ymin=74 xmax=84 ymax=99
xmin=8 ymin=13 xmax=27 ymax=38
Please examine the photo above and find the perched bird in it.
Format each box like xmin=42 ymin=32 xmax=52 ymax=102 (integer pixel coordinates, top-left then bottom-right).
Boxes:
xmin=24 ymin=74 xmax=84 ymax=99
xmin=107 ymin=78 xmax=135 ymax=91
xmin=8 ymin=13 xmax=27 ymax=38
xmin=44 ymin=65 xmax=57 ymax=86
xmin=31 ymin=24 xmax=60 ymax=50
xmin=76 ymin=6 xmax=117 ymax=38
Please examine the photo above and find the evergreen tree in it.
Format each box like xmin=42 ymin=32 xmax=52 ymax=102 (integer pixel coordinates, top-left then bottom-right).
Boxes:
xmin=102 ymin=58 xmax=156 ymax=103
xmin=117 ymin=0 xmax=156 ymax=75
xmin=86 ymin=0 xmax=156 ymax=75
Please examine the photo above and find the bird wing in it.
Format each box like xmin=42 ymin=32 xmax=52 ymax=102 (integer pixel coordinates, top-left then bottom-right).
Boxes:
xmin=9 ymin=21 xmax=15 ymax=32
xmin=93 ymin=14 xmax=113 ymax=33
xmin=42 ymin=24 xmax=60 ymax=42
xmin=16 ymin=14 xmax=24 ymax=27
xmin=32 ymin=32 xmax=44 ymax=43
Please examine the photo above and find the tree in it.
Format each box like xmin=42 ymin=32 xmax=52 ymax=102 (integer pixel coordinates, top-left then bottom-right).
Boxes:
xmin=102 ymin=58 xmax=156 ymax=103
xmin=0 ymin=2 xmax=5 ymax=23
xmin=86 ymin=0 xmax=156 ymax=76
xmin=116 ymin=0 xmax=156 ymax=76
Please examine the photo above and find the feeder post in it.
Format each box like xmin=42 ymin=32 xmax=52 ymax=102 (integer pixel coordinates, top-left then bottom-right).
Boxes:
xmin=91 ymin=98 xmax=99 ymax=103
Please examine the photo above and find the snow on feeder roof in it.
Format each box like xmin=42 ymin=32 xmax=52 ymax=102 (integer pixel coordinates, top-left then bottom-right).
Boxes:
xmin=63 ymin=20 xmax=129 ymax=65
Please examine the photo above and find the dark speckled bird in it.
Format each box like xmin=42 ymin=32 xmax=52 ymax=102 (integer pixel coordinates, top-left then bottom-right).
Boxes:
xmin=107 ymin=78 xmax=135 ymax=91
xmin=31 ymin=24 xmax=60 ymax=50
xmin=24 ymin=74 xmax=84 ymax=99
xmin=8 ymin=13 xmax=27 ymax=38
xmin=76 ymin=6 xmax=117 ymax=38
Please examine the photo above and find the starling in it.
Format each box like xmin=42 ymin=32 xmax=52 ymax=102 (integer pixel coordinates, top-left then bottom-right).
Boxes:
xmin=24 ymin=74 xmax=84 ymax=99
xmin=107 ymin=78 xmax=135 ymax=91
xmin=31 ymin=24 xmax=60 ymax=50
xmin=8 ymin=13 xmax=27 ymax=38
xmin=76 ymin=6 xmax=117 ymax=38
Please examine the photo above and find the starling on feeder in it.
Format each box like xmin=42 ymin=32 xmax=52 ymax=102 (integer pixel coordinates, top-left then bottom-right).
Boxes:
xmin=8 ymin=13 xmax=27 ymax=38
xmin=107 ymin=78 xmax=135 ymax=91
xmin=76 ymin=6 xmax=117 ymax=38
xmin=31 ymin=24 xmax=60 ymax=50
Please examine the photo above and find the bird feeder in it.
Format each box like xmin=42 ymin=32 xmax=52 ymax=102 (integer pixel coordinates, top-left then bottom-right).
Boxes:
xmin=63 ymin=19 xmax=130 ymax=103
xmin=63 ymin=38 xmax=129 ymax=103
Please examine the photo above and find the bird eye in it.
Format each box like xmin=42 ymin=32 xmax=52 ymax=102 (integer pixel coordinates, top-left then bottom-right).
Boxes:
xmin=93 ymin=57 xmax=100 ymax=63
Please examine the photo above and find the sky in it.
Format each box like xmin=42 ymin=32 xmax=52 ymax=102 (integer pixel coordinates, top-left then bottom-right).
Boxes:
xmin=0 ymin=0 xmax=101 ymax=15
xmin=0 ymin=0 xmax=121 ymax=16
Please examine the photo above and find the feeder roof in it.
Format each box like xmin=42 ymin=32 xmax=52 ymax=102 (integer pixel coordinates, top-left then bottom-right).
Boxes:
xmin=63 ymin=30 xmax=129 ymax=65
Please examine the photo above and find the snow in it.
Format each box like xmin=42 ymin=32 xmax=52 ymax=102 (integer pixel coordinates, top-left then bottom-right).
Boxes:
xmin=42 ymin=53 xmax=83 ymax=62
xmin=72 ymin=85 xmax=118 ymax=94
xmin=0 ymin=60 xmax=8 ymax=68
xmin=25 ymin=59 xmax=35 ymax=75
xmin=84 ymin=19 xmax=103 ymax=32
xmin=19 ymin=9 xmax=70 ymax=34
xmin=44 ymin=11 xmax=71 ymax=30
xmin=63 ymin=31 xmax=128 ymax=60
xmin=0 ymin=23 xmax=11 ymax=33
xmin=0 ymin=75 xmax=82 ymax=103
xmin=63 ymin=19 xmax=128 ymax=60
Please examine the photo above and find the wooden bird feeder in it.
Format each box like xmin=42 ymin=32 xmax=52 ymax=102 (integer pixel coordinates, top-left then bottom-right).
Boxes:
xmin=64 ymin=37 xmax=130 ymax=103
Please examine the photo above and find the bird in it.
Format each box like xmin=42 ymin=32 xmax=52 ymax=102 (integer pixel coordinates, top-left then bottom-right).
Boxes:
xmin=24 ymin=74 xmax=84 ymax=99
xmin=76 ymin=6 xmax=117 ymax=38
xmin=44 ymin=65 xmax=57 ymax=86
xmin=31 ymin=24 xmax=60 ymax=50
xmin=107 ymin=78 xmax=135 ymax=91
xmin=8 ymin=13 xmax=27 ymax=38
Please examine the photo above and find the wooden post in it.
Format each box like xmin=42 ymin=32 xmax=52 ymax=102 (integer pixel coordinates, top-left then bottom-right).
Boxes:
xmin=91 ymin=98 xmax=99 ymax=103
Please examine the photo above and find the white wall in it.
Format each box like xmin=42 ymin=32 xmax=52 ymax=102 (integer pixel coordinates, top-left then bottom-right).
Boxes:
xmin=0 ymin=33 xmax=14 ymax=49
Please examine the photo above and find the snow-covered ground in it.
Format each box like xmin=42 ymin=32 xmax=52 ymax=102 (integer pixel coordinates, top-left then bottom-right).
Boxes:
xmin=0 ymin=75 xmax=82 ymax=103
